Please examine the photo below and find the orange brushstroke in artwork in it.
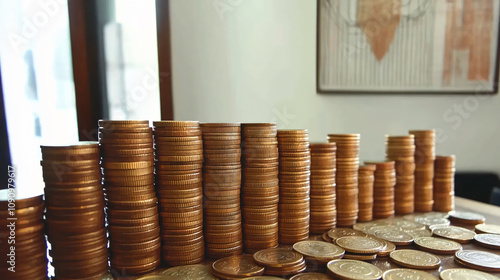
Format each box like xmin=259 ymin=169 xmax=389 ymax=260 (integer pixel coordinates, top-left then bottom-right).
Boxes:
xmin=468 ymin=0 xmax=493 ymax=81
xmin=357 ymin=0 xmax=402 ymax=61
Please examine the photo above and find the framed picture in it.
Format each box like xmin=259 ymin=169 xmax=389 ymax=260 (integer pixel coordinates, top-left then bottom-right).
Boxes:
xmin=317 ymin=0 xmax=500 ymax=93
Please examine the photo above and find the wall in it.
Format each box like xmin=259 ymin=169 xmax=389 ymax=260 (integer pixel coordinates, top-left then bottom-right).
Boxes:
xmin=170 ymin=0 xmax=500 ymax=174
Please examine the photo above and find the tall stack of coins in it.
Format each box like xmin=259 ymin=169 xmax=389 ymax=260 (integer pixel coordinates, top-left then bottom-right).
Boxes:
xmin=364 ymin=161 xmax=396 ymax=219
xmin=278 ymin=129 xmax=311 ymax=244
xmin=358 ymin=165 xmax=376 ymax=222
xmin=99 ymin=120 xmax=160 ymax=275
xmin=241 ymin=123 xmax=279 ymax=253
xmin=409 ymin=129 xmax=436 ymax=212
xmin=433 ymin=155 xmax=455 ymax=212
xmin=309 ymin=143 xmax=337 ymax=234
xmin=200 ymin=123 xmax=243 ymax=258
xmin=153 ymin=121 xmax=204 ymax=266
xmin=386 ymin=135 xmax=416 ymax=214
xmin=0 ymin=191 xmax=47 ymax=279
xmin=41 ymin=143 xmax=108 ymax=279
xmin=327 ymin=134 xmax=360 ymax=226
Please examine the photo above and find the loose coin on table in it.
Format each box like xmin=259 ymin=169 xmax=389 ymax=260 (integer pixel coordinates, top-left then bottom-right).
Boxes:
xmin=292 ymin=240 xmax=345 ymax=263
xmin=373 ymin=229 xmax=414 ymax=245
xmin=432 ymin=226 xmax=476 ymax=243
xmin=474 ymin=234 xmax=500 ymax=250
xmin=253 ymin=248 xmax=306 ymax=276
xmin=476 ymin=224 xmax=500 ymax=235
xmin=448 ymin=211 xmax=485 ymax=225
xmin=327 ymin=228 xmax=367 ymax=241
xmin=413 ymin=237 xmax=462 ymax=254
xmin=440 ymin=268 xmax=500 ymax=280
xmin=382 ymin=268 xmax=437 ymax=280
xmin=211 ymin=254 xmax=264 ymax=279
xmin=335 ymin=236 xmax=384 ymax=254
xmin=289 ymin=272 xmax=332 ymax=280
xmin=389 ymin=249 xmax=441 ymax=269
xmin=455 ymin=250 xmax=500 ymax=272
xmin=241 ymin=277 xmax=282 ymax=280
xmin=327 ymin=259 xmax=383 ymax=280
xmin=160 ymin=264 xmax=219 ymax=279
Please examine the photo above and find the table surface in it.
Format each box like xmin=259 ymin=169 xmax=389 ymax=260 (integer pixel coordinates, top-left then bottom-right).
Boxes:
xmin=112 ymin=196 xmax=500 ymax=279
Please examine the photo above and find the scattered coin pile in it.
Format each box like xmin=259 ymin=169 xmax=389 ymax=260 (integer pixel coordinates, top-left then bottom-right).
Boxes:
xmin=153 ymin=121 xmax=204 ymax=266
xmin=364 ymin=161 xmax=396 ymax=219
xmin=277 ymin=129 xmax=311 ymax=244
xmin=433 ymin=155 xmax=455 ymax=212
xmin=210 ymin=254 xmax=265 ymax=279
xmin=241 ymin=123 xmax=279 ymax=253
xmin=41 ymin=143 xmax=108 ymax=279
xmin=357 ymin=165 xmax=375 ymax=222
xmin=409 ymin=129 xmax=436 ymax=212
xmin=386 ymin=135 xmax=416 ymax=214
xmin=99 ymin=120 xmax=160 ymax=275
xmin=0 ymin=191 xmax=46 ymax=279
xmin=309 ymin=143 xmax=337 ymax=234
xmin=200 ymin=123 xmax=243 ymax=258
xmin=327 ymin=134 xmax=360 ymax=227
xmin=253 ymin=248 xmax=306 ymax=276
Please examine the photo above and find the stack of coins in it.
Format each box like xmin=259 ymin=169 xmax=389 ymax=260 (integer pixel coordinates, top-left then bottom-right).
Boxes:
xmin=386 ymin=135 xmax=416 ymax=214
xmin=99 ymin=120 xmax=160 ymax=275
xmin=327 ymin=134 xmax=360 ymax=226
xmin=364 ymin=161 xmax=396 ymax=219
xmin=409 ymin=129 xmax=436 ymax=212
xmin=0 ymin=191 xmax=47 ymax=279
xmin=278 ymin=129 xmax=311 ymax=244
xmin=358 ymin=165 xmax=376 ymax=222
xmin=41 ymin=143 xmax=108 ymax=279
xmin=309 ymin=142 xmax=337 ymax=234
xmin=433 ymin=155 xmax=455 ymax=212
xmin=241 ymin=123 xmax=279 ymax=253
xmin=200 ymin=123 xmax=243 ymax=259
xmin=153 ymin=121 xmax=204 ymax=266
xmin=253 ymin=248 xmax=307 ymax=276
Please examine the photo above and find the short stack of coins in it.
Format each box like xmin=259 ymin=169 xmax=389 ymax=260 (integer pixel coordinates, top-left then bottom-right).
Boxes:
xmin=364 ymin=161 xmax=396 ymax=219
xmin=278 ymin=129 xmax=311 ymax=244
xmin=200 ymin=123 xmax=243 ymax=258
xmin=99 ymin=120 xmax=160 ymax=275
xmin=0 ymin=191 xmax=47 ymax=279
xmin=41 ymin=143 xmax=108 ymax=279
xmin=385 ymin=135 xmax=416 ymax=214
xmin=327 ymin=134 xmax=360 ymax=227
xmin=153 ymin=121 xmax=205 ymax=266
xmin=241 ymin=123 xmax=279 ymax=253
xmin=309 ymin=142 xmax=337 ymax=234
xmin=433 ymin=155 xmax=456 ymax=212
xmin=358 ymin=165 xmax=376 ymax=222
xmin=409 ymin=129 xmax=436 ymax=212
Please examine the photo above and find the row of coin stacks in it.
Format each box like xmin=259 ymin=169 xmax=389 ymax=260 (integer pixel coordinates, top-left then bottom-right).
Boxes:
xmin=41 ymin=143 xmax=109 ymax=279
xmin=0 ymin=191 xmax=47 ymax=279
xmin=99 ymin=121 xmax=161 ymax=275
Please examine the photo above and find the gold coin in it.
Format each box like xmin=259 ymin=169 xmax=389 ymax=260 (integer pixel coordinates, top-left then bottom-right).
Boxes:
xmin=440 ymin=268 xmax=500 ymax=280
xmin=455 ymin=250 xmax=500 ymax=272
xmin=389 ymin=249 xmax=441 ymax=269
xmin=373 ymin=229 xmax=413 ymax=245
xmin=476 ymin=224 xmax=500 ymax=235
xmin=382 ymin=268 xmax=437 ymax=280
xmin=292 ymin=240 xmax=344 ymax=262
xmin=327 ymin=259 xmax=383 ymax=280
xmin=448 ymin=211 xmax=485 ymax=225
xmin=432 ymin=226 xmax=476 ymax=243
xmin=289 ymin=272 xmax=332 ymax=280
xmin=335 ymin=236 xmax=384 ymax=254
xmin=474 ymin=234 xmax=500 ymax=250
xmin=211 ymin=254 xmax=264 ymax=278
xmin=241 ymin=277 xmax=282 ymax=280
xmin=343 ymin=253 xmax=378 ymax=261
xmin=160 ymin=264 xmax=218 ymax=279
xmin=327 ymin=228 xmax=366 ymax=240
xmin=253 ymin=248 xmax=303 ymax=268
xmin=413 ymin=237 xmax=462 ymax=254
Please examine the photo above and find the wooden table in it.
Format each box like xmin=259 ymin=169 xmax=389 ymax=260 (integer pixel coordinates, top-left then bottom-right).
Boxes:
xmin=113 ymin=197 xmax=500 ymax=279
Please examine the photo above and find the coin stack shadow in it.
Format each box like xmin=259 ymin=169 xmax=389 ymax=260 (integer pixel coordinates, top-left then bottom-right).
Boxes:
xmin=409 ymin=130 xmax=436 ymax=212
xmin=241 ymin=123 xmax=279 ymax=253
xmin=153 ymin=121 xmax=205 ymax=266
xmin=327 ymin=134 xmax=360 ymax=227
xmin=0 ymin=192 xmax=47 ymax=279
xmin=200 ymin=123 xmax=243 ymax=259
xmin=99 ymin=120 xmax=160 ymax=275
xmin=309 ymin=142 xmax=337 ymax=234
xmin=358 ymin=165 xmax=376 ymax=222
xmin=364 ymin=161 xmax=396 ymax=219
xmin=433 ymin=155 xmax=455 ymax=212
xmin=386 ymin=135 xmax=416 ymax=214
xmin=277 ymin=129 xmax=311 ymax=244
xmin=41 ymin=143 xmax=108 ymax=279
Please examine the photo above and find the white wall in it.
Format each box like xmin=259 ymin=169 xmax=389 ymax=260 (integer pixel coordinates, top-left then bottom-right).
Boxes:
xmin=170 ymin=0 xmax=500 ymax=174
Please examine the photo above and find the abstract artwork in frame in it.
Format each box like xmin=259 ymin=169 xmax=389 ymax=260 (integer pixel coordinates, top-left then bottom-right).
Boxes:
xmin=317 ymin=0 xmax=500 ymax=93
